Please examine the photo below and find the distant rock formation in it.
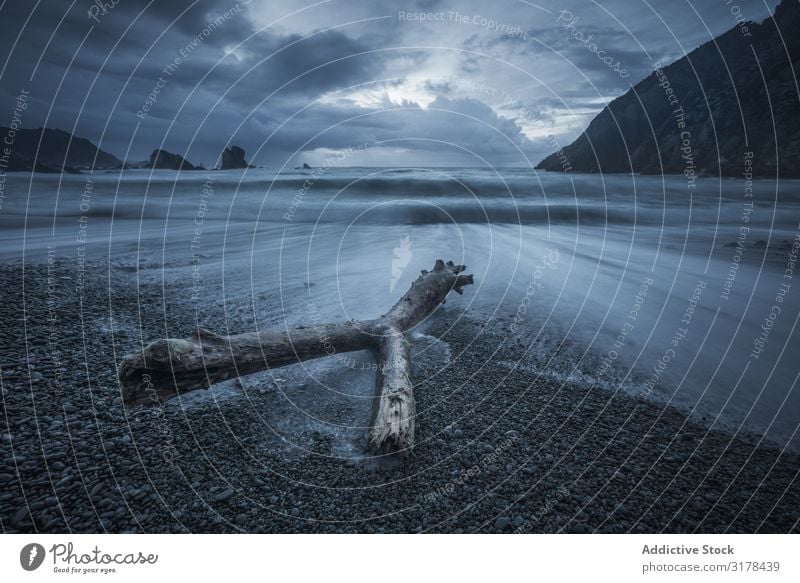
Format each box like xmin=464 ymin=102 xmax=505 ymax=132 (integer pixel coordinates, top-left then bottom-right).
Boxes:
xmin=0 ymin=127 xmax=213 ymax=174
xmin=219 ymin=145 xmax=252 ymax=169
xmin=2 ymin=150 xmax=80 ymax=173
xmin=0 ymin=127 xmax=122 ymax=170
xmin=294 ymin=162 xmax=312 ymax=169
xmin=147 ymin=149 xmax=201 ymax=171
xmin=536 ymin=0 xmax=800 ymax=177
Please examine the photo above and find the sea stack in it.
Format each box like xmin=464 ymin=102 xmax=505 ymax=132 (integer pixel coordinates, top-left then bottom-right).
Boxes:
xmin=147 ymin=149 xmax=201 ymax=171
xmin=220 ymin=145 xmax=253 ymax=170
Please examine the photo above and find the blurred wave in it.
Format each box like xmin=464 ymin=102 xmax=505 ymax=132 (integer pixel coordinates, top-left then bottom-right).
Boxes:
xmin=3 ymin=167 xmax=799 ymax=229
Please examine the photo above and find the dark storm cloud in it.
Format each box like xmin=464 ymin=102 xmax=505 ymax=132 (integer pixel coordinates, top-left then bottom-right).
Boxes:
xmin=0 ymin=0 xmax=784 ymax=166
xmin=0 ymin=0 xmax=396 ymax=164
xmin=226 ymin=28 xmax=387 ymax=96
xmin=220 ymin=94 xmax=534 ymax=168
xmin=475 ymin=20 xmax=650 ymax=93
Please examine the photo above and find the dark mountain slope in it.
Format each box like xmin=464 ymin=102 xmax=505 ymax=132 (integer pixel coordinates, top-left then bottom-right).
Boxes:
xmin=1 ymin=127 xmax=122 ymax=170
xmin=536 ymin=0 xmax=800 ymax=177
xmin=146 ymin=149 xmax=202 ymax=171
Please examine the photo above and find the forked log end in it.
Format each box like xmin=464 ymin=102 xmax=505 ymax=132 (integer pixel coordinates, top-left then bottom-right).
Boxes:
xmin=368 ymin=327 xmax=415 ymax=454
xmin=117 ymin=258 xmax=475 ymax=455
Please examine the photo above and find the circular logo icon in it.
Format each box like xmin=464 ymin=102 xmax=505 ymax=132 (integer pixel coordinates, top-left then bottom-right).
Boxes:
xmin=20 ymin=543 xmax=46 ymax=571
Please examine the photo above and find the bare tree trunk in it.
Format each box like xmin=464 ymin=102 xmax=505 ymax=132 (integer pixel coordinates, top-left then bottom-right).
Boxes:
xmin=118 ymin=322 xmax=378 ymax=405
xmin=118 ymin=259 xmax=473 ymax=453
xmin=369 ymin=326 xmax=414 ymax=454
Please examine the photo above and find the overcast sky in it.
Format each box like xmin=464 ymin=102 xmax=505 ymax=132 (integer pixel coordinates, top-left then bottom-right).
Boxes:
xmin=0 ymin=0 xmax=781 ymax=167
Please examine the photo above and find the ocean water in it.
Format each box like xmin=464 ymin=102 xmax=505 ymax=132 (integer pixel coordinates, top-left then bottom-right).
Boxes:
xmin=1 ymin=166 xmax=799 ymax=451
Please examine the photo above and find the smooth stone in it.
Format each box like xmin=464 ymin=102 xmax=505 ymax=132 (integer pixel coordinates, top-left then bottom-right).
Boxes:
xmin=214 ymin=488 xmax=235 ymax=502
xmin=12 ymin=506 xmax=29 ymax=525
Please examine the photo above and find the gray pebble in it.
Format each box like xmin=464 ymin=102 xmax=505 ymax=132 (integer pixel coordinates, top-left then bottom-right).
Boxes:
xmin=214 ymin=488 xmax=235 ymax=502
xmin=12 ymin=506 xmax=30 ymax=526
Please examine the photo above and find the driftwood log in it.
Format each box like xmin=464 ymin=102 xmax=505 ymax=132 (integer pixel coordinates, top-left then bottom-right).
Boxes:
xmin=118 ymin=259 xmax=474 ymax=454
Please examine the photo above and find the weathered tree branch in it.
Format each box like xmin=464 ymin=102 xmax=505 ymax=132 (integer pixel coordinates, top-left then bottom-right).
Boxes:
xmin=369 ymin=326 xmax=414 ymax=454
xmin=118 ymin=322 xmax=377 ymax=406
xmin=118 ymin=259 xmax=474 ymax=453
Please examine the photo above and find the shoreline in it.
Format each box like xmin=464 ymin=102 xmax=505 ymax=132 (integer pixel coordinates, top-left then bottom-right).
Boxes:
xmin=0 ymin=260 xmax=797 ymax=533
xmin=6 ymin=166 xmax=800 ymax=179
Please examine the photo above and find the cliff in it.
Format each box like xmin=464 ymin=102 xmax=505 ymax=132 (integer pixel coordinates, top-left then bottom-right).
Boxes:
xmin=220 ymin=145 xmax=253 ymax=170
xmin=146 ymin=149 xmax=202 ymax=171
xmin=536 ymin=0 xmax=800 ymax=177
xmin=0 ymin=127 xmax=122 ymax=170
